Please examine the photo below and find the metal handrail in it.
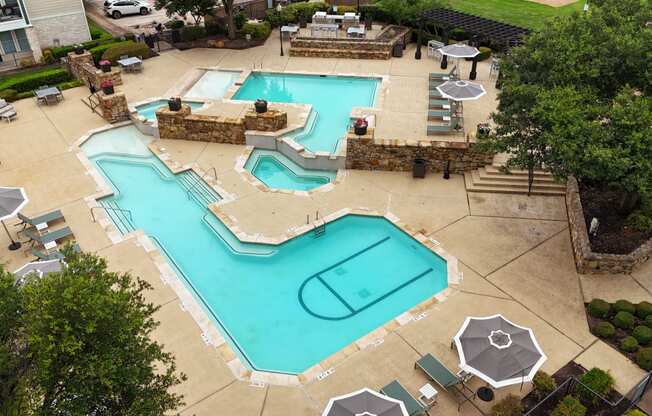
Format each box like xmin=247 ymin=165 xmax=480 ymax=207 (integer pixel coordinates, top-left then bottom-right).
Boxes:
xmin=90 ymin=206 xmax=133 ymax=223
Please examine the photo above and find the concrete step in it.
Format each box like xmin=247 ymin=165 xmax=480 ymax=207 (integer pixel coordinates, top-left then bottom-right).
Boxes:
xmin=477 ymin=167 xmax=559 ymax=184
xmin=464 ymin=173 xmax=566 ymax=196
xmin=483 ymin=164 xmax=554 ymax=178
xmin=470 ymin=171 xmax=566 ymax=191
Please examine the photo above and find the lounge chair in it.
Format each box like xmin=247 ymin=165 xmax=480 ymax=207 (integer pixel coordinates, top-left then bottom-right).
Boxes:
xmin=0 ymin=99 xmax=17 ymax=122
xmin=428 ymin=110 xmax=451 ymax=120
xmin=16 ymin=210 xmax=65 ymax=232
xmin=381 ymin=380 xmax=428 ymax=416
xmin=428 ymin=99 xmax=450 ymax=108
xmin=415 ymin=354 xmax=476 ymax=410
xmin=32 ymin=243 xmax=80 ymax=261
xmin=25 ymin=226 xmax=73 ymax=246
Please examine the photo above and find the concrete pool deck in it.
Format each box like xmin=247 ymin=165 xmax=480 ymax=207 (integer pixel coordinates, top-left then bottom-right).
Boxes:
xmin=1 ymin=33 xmax=649 ymax=415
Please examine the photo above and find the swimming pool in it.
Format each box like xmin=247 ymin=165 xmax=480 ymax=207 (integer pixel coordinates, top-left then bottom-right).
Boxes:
xmin=185 ymin=70 xmax=241 ymax=100
xmin=233 ymin=73 xmax=379 ymax=154
xmin=82 ymin=127 xmax=447 ymax=374
xmin=135 ymin=100 xmax=205 ymax=122
xmin=244 ymin=149 xmax=336 ymax=191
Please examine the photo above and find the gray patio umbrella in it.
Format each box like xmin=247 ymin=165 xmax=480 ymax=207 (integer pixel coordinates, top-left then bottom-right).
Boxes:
xmin=0 ymin=186 xmax=29 ymax=251
xmin=14 ymin=259 xmax=63 ymax=280
xmin=321 ymin=388 xmax=408 ymax=416
xmin=453 ymin=314 xmax=547 ymax=388
xmin=437 ymin=43 xmax=480 ymax=59
xmin=436 ymin=80 xmax=486 ymax=101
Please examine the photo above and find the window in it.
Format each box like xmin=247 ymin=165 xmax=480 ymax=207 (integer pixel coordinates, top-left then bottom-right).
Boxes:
xmin=14 ymin=29 xmax=30 ymax=51
xmin=0 ymin=31 xmax=17 ymax=54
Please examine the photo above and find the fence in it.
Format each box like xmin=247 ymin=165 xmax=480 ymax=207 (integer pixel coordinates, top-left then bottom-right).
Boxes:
xmin=525 ymin=372 xmax=652 ymax=416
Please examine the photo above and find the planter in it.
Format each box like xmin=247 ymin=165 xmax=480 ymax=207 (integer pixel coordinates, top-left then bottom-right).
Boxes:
xmin=102 ymin=85 xmax=114 ymax=95
xmin=254 ymin=99 xmax=268 ymax=114
xmin=75 ymin=45 xmax=85 ymax=55
xmin=413 ymin=158 xmax=427 ymax=178
xmin=100 ymin=63 xmax=111 ymax=73
xmin=168 ymin=97 xmax=182 ymax=111
xmin=354 ymin=124 xmax=368 ymax=136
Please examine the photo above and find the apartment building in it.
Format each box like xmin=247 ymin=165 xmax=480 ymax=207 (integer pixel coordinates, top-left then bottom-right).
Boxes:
xmin=0 ymin=0 xmax=91 ymax=70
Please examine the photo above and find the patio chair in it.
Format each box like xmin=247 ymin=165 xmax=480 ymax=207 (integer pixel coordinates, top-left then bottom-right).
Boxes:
xmin=415 ymin=354 xmax=476 ymax=410
xmin=0 ymin=99 xmax=17 ymax=122
xmin=33 ymin=90 xmax=46 ymax=105
xmin=45 ymin=94 xmax=58 ymax=105
xmin=428 ymin=109 xmax=451 ymax=120
xmin=427 ymin=40 xmax=444 ymax=60
xmin=381 ymin=380 xmax=428 ymax=416
xmin=25 ymin=226 xmax=73 ymax=246
xmin=32 ymin=243 xmax=80 ymax=261
xmin=16 ymin=209 xmax=65 ymax=232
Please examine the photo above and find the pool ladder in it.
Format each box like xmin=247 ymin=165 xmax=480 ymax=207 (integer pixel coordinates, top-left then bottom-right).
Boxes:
xmin=308 ymin=210 xmax=326 ymax=237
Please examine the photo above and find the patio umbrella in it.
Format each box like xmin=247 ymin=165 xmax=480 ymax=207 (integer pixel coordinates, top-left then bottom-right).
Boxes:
xmin=453 ymin=314 xmax=547 ymax=389
xmin=0 ymin=186 xmax=29 ymax=251
xmin=436 ymin=80 xmax=486 ymax=101
xmin=14 ymin=259 xmax=63 ymax=280
xmin=437 ymin=43 xmax=481 ymax=79
xmin=322 ymin=388 xmax=408 ymax=416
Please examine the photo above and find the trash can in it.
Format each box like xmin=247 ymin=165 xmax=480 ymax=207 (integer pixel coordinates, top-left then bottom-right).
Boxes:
xmin=171 ymin=29 xmax=181 ymax=43
xmin=392 ymin=43 xmax=404 ymax=58
xmin=413 ymin=158 xmax=427 ymax=178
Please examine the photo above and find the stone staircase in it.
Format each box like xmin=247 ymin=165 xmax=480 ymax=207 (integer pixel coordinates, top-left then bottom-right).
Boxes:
xmin=464 ymin=164 xmax=567 ymax=196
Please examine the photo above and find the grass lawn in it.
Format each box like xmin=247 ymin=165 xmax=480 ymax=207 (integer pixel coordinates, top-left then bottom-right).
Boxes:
xmin=87 ymin=17 xmax=113 ymax=40
xmin=448 ymin=0 xmax=584 ymax=29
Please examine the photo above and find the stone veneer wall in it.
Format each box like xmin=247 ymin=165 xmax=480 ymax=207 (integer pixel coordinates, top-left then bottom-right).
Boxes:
xmin=67 ymin=51 xmax=123 ymax=90
xmin=97 ymin=91 xmax=130 ymax=123
xmin=566 ymin=177 xmax=651 ymax=274
xmin=157 ymin=105 xmax=246 ymax=144
xmin=345 ymin=129 xmax=493 ymax=174
xmin=243 ymin=110 xmax=287 ymax=131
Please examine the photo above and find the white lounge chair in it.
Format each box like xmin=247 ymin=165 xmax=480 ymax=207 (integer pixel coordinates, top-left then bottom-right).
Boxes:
xmin=0 ymin=99 xmax=17 ymax=122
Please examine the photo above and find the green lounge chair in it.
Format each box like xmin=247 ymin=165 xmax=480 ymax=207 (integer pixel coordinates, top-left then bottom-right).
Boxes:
xmin=381 ymin=380 xmax=428 ymax=416
xmin=415 ymin=354 xmax=476 ymax=410
xmin=25 ymin=226 xmax=73 ymax=246
xmin=32 ymin=243 xmax=80 ymax=261
xmin=428 ymin=110 xmax=451 ymax=120
xmin=428 ymin=99 xmax=450 ymax=109
xmin=16 ymin=210 xmax=64 ymax=232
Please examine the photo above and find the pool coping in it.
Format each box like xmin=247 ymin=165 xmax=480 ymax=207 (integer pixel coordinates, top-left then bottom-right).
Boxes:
xmin=73 ymin=129 xmax=460 ymax=387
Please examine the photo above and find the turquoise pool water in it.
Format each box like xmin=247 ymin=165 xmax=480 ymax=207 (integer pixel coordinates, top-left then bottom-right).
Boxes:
xmin=244 ymin=149 xmax=336 ymax=191
xmin=233 ymin=73 xmax=379 ymax=154
xmin=82 ymin=128 xmax=447 ymax=374
xmin=135 ymin=100 xmax=204 ymax=122
xmin=185 ymin=70 xmax=241 ymax=100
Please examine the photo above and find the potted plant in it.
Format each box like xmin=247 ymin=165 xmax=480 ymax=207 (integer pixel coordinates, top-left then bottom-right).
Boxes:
xmin=254 ymin=99 xmax=268 ymax=113
xmin=99 ymin=60 xmax=112 ymax=73
xmin=353 ymin=118 xmax=368 ymax=135
xmin=168 ymin=97 xmax=182 ymax=111
xmin=100 ymin=79 xmax=114 ymax=95
xmin=476 ymin=122 xmax=491 ymax=138
xmin=74 ymin=44 xmax=85 ymax=55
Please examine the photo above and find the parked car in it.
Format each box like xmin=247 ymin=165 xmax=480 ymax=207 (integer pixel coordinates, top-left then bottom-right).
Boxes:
xmin=104 ymin=1 xmax=152 ymax=19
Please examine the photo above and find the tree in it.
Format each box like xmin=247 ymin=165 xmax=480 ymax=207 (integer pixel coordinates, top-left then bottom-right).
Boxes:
xmin=221 ymin=0 xmax=236 ymax=40
xmin=155 ymin=0 xmax=217 ymax=26
xmin=375 ymin=0 xmax=444 ymax=26
xmin=1 ymin=248 xmax=186 ymax=415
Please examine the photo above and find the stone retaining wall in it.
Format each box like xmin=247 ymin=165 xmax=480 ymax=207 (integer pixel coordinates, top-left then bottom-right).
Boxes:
xmin=67 ymin=51 xmax=122 ymax=90
xmin=345 ymin=130 xmax=493 ymax=174
xmin=566 ymin=177 xmax=652 ymax=274
xmin=97 ymin=91 xmax=129 ymax=123
xmin=244 ymin=109 xmax=287 ymax=132
xmin=157 ymin=105 xmax=246 ymax=144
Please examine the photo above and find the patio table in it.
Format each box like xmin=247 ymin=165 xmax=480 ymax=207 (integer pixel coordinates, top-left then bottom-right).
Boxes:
xmin=281 ymin=25 xmax=299 ymax=40
xmin=35 ymin=87 xmax=62 ymax=105
xmin=117 ymin=57 xmax=142 ymax=69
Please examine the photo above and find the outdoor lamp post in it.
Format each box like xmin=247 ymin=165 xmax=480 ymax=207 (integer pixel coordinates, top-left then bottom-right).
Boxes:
xmin=277 ymin=4 xmax=284 ymax=56
xmin=415 ymin=18 xmax=423 ymax=60
xmin=469 ymin=56 xmax=478 ymax=80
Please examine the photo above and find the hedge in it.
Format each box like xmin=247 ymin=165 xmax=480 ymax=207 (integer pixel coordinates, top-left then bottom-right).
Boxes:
xmin=181 ymin=26 xmax=207 ymax=42
xmin=614 ymin=311 xmax=636 ymax=329
xmin=50 ymin=37 xmax=123 ymax=60
xmin=89 ymin=41 xmax=135 ymax=63
xmin=102 ymin=42 xmax=150 ymax=65
xmin=594 ymin=321 xmax=615 ymax=338
xmin=1 ymin=79 xmax=83 ymax=102
xmin=621 ymin=336 xmax=640 ymax=353
xmin=588 ymin=299 xmax=611 ymax=318
xmin=242 ymin=22 xmax=271 ymax=40
xmin=0 ymin=68 xmax=72 ymax=93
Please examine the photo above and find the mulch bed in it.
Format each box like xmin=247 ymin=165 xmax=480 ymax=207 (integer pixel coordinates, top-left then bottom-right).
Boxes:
xmin=173 ymin=34 xmax=268 ymax=51
xmin=579 ymin=182 xmax=652 ymax=254
xmin=585 ymin=305 xmax=646 ymax=368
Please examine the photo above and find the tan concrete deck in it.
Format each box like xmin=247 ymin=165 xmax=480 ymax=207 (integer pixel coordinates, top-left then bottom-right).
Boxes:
xmin=0 ymin=34 xmax=650 ymax=415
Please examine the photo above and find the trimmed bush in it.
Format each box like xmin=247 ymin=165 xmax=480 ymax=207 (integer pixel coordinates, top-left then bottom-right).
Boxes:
xmin=477 ymin=46 xmax=492 ymax=61
xmin=51 ymin=37 xmax=120 ymax=59
xmin=646 ymin=315 xmax=652 ymax=328
xmin=242 ymin=22 xmax=271 ymax=40
xmin=235 ymin=12 xmax=247 ymax=30
xmin=450 ymin=27 xmax=469 ymax=41
xmin=578 ymin=367 xmax=614 ymax=404
xmin=41 ymin=49 xmax=55 ymax=64
xmin=102 ymin=42 xmax=150 ymax=65
xmin=181 ymin=25 xmax=207 ymax=42
xmin=89 ymin=40 xmax=131 ymax=62
xmin=614 ymin=311 xmax=636 ymax=329
xmin=551 ymin=395 xmax=586 ymax=416
xmin=588 ymin=299 xmax=612 ymax=318
xmin=0 ymin=68 xmax=72 ymax=93
xmin=634 ymin=325 xmax=652 ymax=345
xmin=594 ymin=321 xmax=615 ymax=338
xmin=491 ymin=394 xmax=523 ymax=416
xmin=533 ymin=371 xmax=557 ymax=399
xmin=614 ymin=299 xmax=636 ymax=315
xmin=636 ymin=348 xmax=652 ymax=371
xmin=636 ymin=301 xmax=652 ymax=319
xmin=206 ymin=22 xmax=225 ymax=36
xmin=625 ymin=409 xmax=648 ymax=416
xmin=621 ymin=336 xmax=640 ymax=352
xmin=0 ymin=89 xmax=17 ymax=102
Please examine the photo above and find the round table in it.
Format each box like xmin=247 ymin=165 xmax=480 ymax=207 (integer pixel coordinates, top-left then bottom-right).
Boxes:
xmin=477 ymin=386 xmax=494 ymax=402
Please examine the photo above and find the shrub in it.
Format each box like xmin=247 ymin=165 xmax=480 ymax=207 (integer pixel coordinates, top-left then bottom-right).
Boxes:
xmin=627 ymin=210 xmax=652 ymax=232
xmin=588 ymin=299 xmax=612 ymax=318
xmin=242 ymin=22 xmax=271 ymax=40
xmin=646 ymin=315 xmax=652 ymax=328
xmin=181 ymin=25 xmax=206 ymax=42
xmin=578 ymin=368 xmax=614 ymax=404
xmin=15 ymin=91 xmax=34 ymax=100
xmin=0 ymin=89 xmax=18 ymax=102
xmin=19 ymin=58 xmax=35 ymax=68
xmin=614 ymin=300 xmax=636 ymax=315
xmin=477 ymin=46 xmax=492 ymax=61
xmin=165 ymin=18 xmax=185 ymax=29
xmin=636 ymin=301 xmax=652 ymax=319
xmin=450 ymin=27 xmax=469 ymax=41
xmin=57 ymin=80 xmax=84 ymax=90
xmin=41 ymin=50 xmax=55 ymax=64
xmin=625 ymin=409 xmax=648 ymax=416
xmin=334 ymin=5 xmax=357 ymax=14
xmin=89 ymin=40 xmax=131 ymax=62
xmin=102 ymin=42 xmax=150 ymax=65
xmin=614 ymin=311 xmax=636 ymax=329
xmin=491 ymin=394 xmax=523 ymax=416
xmin=533 ymin=371 xmax=557 ymax=399
xmin=51 ymin=37 xmax=120 ymax=59
xmin=594 ymin=321 xmax=615 ymax=338
xmin=621 ymin=336 xmax=640 ymax=352
xmin=206 ymin=22 xmax=225 ymax=36
xmin=0 ymin=68 xmax=72 ymax=93
xmin=235 ymin=12 xmax=247 ymax=30
xmin=634 ymin=325 xmax=652 ymax=345
xmin=636 ymin=348 xmax=652 ymax=370
xmin=551 ymin=395 xmax=586 ymax=416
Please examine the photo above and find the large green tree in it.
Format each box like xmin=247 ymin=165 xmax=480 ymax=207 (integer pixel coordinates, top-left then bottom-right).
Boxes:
xmin=0 ymin=248 xmax=186 ymax=415
xmin=375 ymin=0 xmax=446 ymax=26
xmin=155 ymin=0 xmax=217 ymax=26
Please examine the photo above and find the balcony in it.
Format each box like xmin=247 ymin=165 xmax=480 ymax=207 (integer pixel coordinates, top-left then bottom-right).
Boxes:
xmin=0 ymin=0 xmax=28 ymax=30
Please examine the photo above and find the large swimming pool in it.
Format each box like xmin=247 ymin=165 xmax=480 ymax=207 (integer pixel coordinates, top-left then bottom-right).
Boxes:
xmin=82 ymin=127 xmax=447 ymax=374
xmin=233 ymin=73 xmax=379 ymax=154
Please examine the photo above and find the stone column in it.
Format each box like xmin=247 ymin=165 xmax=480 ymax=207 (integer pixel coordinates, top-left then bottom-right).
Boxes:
xmin=24 ymin=27 xmax=43 ymax=63
xmin=97 ymin=91 xmax=129 ymax=123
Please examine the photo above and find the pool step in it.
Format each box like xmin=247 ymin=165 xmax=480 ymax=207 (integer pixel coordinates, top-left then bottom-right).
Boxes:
xmin=314 ymin=220 xmax=326 ymax=237
xmin=177 ymin=170 xmax=221 ymax=208
xmin=99 ymin=199 xmax=135 ymax=235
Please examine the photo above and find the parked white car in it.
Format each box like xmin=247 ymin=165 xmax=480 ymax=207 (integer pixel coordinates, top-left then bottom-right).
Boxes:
xmin=104 ymin=1 xmax=152 ymax=19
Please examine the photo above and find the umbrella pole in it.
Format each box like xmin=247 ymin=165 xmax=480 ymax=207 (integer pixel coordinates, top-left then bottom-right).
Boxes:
xmin=1 ymin=220 xmax=21 ymax=251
